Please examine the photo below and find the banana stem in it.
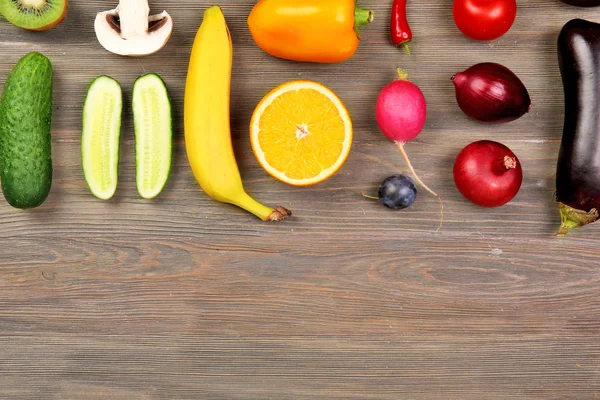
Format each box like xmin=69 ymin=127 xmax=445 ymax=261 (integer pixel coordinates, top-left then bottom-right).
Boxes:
xmin=268 ymin=206 xmax=293 ymax=222
xmin=233 ymin=192 xmax=291 ymax=222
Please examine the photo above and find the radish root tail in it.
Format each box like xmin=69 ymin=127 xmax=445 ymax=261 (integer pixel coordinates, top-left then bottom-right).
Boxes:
xmin=397 ymin=141 xmax=444 ymax=232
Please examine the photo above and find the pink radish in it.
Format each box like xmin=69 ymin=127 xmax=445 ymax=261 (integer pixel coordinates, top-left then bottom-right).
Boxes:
xmin=375 ymin=68 xmax=443 ymax=228
xmin=377 ymin=68 xmax=427 ymax=144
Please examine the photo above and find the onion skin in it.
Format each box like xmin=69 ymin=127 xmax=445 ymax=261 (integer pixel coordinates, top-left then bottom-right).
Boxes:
xmin=556 ymin=19 xmax=600 ymax=236
xmin=452 ymin=63 xmax=531 ymax=124
xmin=453 ymin=140 xmax=523 ymax=208
xmin=561 ymin=0 xmax=600 ymax=6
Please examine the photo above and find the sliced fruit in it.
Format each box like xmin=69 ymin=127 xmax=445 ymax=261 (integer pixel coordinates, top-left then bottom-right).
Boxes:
xmin=0 ymin=0 xmax=68 ymax=31
xmin=250 ymin=80 xmax=353 ymax=186
xmin=132 ymin=73 xmax=172 ymax=199
xmin=81 ymin=76 xmax=122 ymax=200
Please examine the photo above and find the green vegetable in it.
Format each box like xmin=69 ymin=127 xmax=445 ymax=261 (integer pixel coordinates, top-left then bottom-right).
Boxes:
xmin=132 ymin=73 xmax=172 ymax=199
xmin=81 ymin=76 xmax=122 ymax=200
xmin=0 ymin=52 xmax=53 ymax=209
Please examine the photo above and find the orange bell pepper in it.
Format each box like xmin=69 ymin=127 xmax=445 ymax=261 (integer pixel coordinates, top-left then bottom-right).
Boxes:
xmin=247 ymin=0 xmax=374 ymax=63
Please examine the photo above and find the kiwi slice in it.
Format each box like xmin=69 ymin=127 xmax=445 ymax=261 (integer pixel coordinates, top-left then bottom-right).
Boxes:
xmin=1 ymin=0 xmax=68 ymax=31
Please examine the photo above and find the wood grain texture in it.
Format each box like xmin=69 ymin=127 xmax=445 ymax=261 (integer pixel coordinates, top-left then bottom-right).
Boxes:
xmin=0 ymin=0 xmax=599 ymax=398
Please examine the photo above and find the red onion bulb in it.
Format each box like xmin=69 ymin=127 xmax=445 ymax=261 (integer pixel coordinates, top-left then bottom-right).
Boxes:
xmin=452 ymin=63 xmax=531 ymax=124
xmin=454 ymin=140 xmax=523 ymax=208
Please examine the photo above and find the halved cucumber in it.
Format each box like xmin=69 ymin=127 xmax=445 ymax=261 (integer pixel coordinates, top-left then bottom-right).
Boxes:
xmin=132 ymin=73 xmax=172 ymax=200
xmin=81 ymin=76 xmax=122 ymax=200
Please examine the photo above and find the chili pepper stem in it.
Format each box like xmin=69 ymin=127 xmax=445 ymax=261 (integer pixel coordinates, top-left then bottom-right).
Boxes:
xmin=401 ymin=42 xmax=411 ymax=56
xmin=354 ymin=5 xmax=374 ymax=37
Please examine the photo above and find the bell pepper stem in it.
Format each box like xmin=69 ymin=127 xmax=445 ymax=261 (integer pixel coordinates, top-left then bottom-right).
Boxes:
xmin=354 ymin=5 xmax=374 ymax=37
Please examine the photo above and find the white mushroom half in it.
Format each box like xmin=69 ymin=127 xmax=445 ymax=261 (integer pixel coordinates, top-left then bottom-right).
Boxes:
xmin=95 ymin=0 xmax=173 ymax=56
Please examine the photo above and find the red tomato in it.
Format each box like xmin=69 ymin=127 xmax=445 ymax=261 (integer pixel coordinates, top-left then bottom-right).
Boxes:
xmin=453 ymin=0 xmax=517 ymax=41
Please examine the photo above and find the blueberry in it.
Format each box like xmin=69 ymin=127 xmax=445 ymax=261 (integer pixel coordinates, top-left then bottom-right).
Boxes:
xmin=378 ymin=175 xmax=417 ymax=210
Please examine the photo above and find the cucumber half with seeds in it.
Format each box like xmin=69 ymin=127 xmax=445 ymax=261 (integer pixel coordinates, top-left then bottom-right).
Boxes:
xmin=132 ymin=73 xmax=172 ymax=199
xmin=82 ymin=76 xmax=122 ymax=200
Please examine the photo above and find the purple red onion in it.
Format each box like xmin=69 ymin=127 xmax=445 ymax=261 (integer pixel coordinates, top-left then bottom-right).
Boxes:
xmin=452 ymin=62 xmax=531 ymax=124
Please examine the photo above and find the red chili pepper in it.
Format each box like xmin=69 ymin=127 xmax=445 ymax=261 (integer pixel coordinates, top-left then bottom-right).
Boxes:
xmin=391 ymin=0 xmax=412 ymax=54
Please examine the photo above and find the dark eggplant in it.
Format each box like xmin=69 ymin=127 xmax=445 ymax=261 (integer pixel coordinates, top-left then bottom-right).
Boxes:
xmin=561 ymin=0 xmax=600 ymax=7
xmin=557 ymin=19 xmax=600 ymax=236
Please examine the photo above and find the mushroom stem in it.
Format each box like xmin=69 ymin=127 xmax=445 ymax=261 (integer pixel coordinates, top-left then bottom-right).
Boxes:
xmin=118 ymin=0 xmax=151 ymax=39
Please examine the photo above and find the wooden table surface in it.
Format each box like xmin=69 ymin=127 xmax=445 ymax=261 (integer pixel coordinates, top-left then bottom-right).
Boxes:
xmin=1 ymin=0 xmax=599 ymax=398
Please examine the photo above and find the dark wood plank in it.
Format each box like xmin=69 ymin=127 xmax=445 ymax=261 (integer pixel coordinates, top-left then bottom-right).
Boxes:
xmin=0 ymin=0 xmax=599 ymax=398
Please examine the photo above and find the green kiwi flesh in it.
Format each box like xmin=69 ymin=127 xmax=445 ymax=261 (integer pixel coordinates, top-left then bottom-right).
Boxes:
xmin=1 ymin=0 xmax=68 ymax=31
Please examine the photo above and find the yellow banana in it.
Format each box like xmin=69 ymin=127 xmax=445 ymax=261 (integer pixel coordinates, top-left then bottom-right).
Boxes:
xmin=184 ymin=6 xmax=290 ymax=221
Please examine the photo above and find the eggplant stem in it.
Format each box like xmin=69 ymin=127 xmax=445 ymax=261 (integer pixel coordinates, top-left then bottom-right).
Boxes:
xmin=397 ymin=141 xmax=444 ymax=232
xmin=557 ymin=202 xmax=599 ymax=236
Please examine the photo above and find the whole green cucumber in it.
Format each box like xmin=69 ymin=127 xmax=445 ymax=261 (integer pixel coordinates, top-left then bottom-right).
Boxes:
xmin=0 ymin=52 xmax=53 ymax=209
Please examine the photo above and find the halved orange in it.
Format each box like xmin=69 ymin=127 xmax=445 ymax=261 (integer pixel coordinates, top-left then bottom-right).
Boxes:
xmin=250 ymin=81 xmax=353 ymax=186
